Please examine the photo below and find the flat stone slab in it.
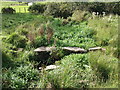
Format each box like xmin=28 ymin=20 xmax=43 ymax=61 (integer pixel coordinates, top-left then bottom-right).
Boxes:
xmin=39 ymin=65 xmax=59 ymax=70
xmin=88 ymin=47 xmax=106 ymax=51
xmin=63 ymin=47 xmax=87 ymax=53
xmin=34 ymin=47 xmax=106 ymax=53
xmin=34 ymin=47 xmax=87 ymax=53
xmin=34 ymin=47 xmax=56 ymax=52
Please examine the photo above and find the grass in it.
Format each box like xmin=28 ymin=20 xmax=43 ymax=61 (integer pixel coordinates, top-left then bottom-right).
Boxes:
xmin=2 ymin=13 xmax=97 ymax=49
xmin=88 ymin=16 xmax=118 ymax=57
xmin=2 ymin=13 xmax=39 ymax=32
xmin=1 ymin=11 xmax=119 ymax=88
xmin=1 ymin=1 xmax=29 ymax=13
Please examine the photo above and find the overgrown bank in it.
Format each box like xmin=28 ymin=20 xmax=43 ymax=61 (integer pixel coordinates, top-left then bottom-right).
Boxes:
xmin=1 ymin=2 xmax=119 ymax=88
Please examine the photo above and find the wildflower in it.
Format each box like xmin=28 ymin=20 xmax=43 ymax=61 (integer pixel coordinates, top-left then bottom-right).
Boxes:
xmin=102 ymin=12 xmax=106 ymax=17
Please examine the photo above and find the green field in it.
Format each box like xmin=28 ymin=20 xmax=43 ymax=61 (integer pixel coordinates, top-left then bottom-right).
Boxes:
xmin=1 ymin=1 xmax=29 ymax=13
xmin=1 ymin=1 xmax=47 ymax=13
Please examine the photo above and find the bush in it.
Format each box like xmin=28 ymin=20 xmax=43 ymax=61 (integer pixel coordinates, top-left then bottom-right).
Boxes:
xmin=71 ymin=10 xmax=91 ymax=22
xmin=60 ymin=54 xmax=89 ymax=69
xmin=17 ymin=49 xmax=36 ymax=63
xmin=44 ymin=3 xmax=60 ymax=18
xmin=2 ymin=64 xmax=40 ymax=88
xmin=2 ymin=70 xmax=27 ymax=88
xmin=2 ymin=7 xmax=16 ymax=14
xmin=44 ymin=3 xmax=73 ymax=19
xmin=58 ymin=3 xmax=73 ymax=18
xmin=17 ymin=29 xmax=28 ymax=36
xmin=28 ymin=4 xmax=46 ymax=14
xmin=44 ymin=54 xmax=94 ymax=88
xmin=5 ymin=32 xmax=27 ymax=48
xmin=33 ymin=36 xmax=48 ymax=47
xmin=88 ymin=3 xmax=106 ymax=14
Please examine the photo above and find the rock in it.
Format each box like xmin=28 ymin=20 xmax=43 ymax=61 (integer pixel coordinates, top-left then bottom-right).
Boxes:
xmin=101 ymin=48 xmax=106 ymax=52
xmin=17 ymin=48 xmax=23 ymax=52
xmin=39 ymin=65 xmax=59 ymax=71
xmin=45 ymin=65 xmax=59 ymax=70
xmin=63 ymin=47 xmax=87 ymax=53
xmin=88 ymin=47 xmax=106 ymax=52
xmin=34 ymin=46 xmax=56 ymax=52
xmin=34 ymin=47 xmax=87 ymax=53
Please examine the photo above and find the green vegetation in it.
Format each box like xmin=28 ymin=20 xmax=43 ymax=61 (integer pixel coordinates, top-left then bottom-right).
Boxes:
xmin=1 ymin=1 xmax=119 ymax=89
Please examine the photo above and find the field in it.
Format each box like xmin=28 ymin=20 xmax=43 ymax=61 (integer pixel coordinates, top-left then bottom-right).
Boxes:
xmin=1 ymin=1 xmax=29 ymax=13
xmin=1 ymin=1 xmax=119 ymax=89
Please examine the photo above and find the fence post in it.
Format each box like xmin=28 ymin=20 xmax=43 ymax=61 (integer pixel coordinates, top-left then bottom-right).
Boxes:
xmin=19 ymin=8 xmax=21 ymax=13
xmin=24 ymin=7 xmax=26 ymax=13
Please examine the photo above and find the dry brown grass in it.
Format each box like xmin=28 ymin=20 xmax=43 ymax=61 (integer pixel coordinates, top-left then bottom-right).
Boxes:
xmin=27 ymin=31 xmax=36 ymax=43
xmin=38 ymin=24 xmax=44 ymax=36
xmin=46 ymin=26 xmax=54 ymax=44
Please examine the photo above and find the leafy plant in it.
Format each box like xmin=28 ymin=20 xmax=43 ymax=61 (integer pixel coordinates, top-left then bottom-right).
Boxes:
xmin=2 ymin=64 xmax=40 ymax=88
xmin=5 ymin=32 xmax=27 ymax=48
xmin=45 ymin=54 xmax=93 ymax=88
xmin=34 ymin=36 xmax=48 ymax=47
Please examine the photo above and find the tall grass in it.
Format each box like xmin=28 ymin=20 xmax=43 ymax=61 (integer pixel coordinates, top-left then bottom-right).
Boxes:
xmin=88 ymin=51 xmax=118 ymax=88
xmin=88 ymin=15 xmax=118 ymax=57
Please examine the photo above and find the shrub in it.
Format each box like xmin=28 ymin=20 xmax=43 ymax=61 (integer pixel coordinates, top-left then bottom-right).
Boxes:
xmin=61 ymin=54 xmax=89 ymax=69
xmin=45 ymin=54 xmax=94 ymax=88
xmin=17 ymin=29 xmax=28 ymax=36
xmin=2 ymin=7 xmax=16 ymax=14
xmin=88 ymin=3 xmax=106 ymax=14
xmin=44 ymin=3 xmax=73 ymax=19
xmin=2 ymin=64 xmax=40 ymax=88
xmin=28 ymin=4 xmax=46 ymax=14
xmin=71 ymin=10 xmax=91 ymax=22
xmin=34 ymin=36 xmax=48 ymax=47
xmin=5 ymin=32 xmax=27 ymax=48
xmin=44 ymin=3 xmax=60 ymax=18
xmin=14 ymin=65 xmax=40 ymax=81
xmin=58 ymin=3 xmax=73 ymax=19
xmin=17 ymin=49 xmax=36 ymax=63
